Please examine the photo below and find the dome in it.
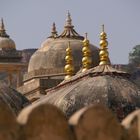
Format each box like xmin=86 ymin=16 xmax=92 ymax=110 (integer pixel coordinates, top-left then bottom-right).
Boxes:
xmin=28 ymin=38 xmax=99 ymax=73
xmin=28 ymin=13 xmax=99 ymax=73
xmin=0 ymin=19 xmax=16 ymax=50
xmin=33 ymin=26 xmax=140 ymax=120
xmin=0 ymin=37 xmax=16 ymax=50
xmin=36 ymin=65 xmax=140 ymax=120
xmin=0 ymin=81 xmax=30 ymax=115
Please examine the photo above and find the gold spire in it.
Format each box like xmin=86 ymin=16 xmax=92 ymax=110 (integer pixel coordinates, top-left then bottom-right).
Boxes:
xmin=49 ymin=22 xmax=58 ymax=38
xmin=64 ymin=42 xmax=74 ymax=80
xmin=0 ymin=18 xmax=9 ymax=38
xmin=99 ymin=25 xmax=110 ymax=65
xmin=82 ymin=33 xmax=92 ymax=72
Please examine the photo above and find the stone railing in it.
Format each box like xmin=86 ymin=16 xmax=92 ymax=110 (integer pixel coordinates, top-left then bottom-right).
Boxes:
xmin=0 ymin=101 xmax=139 ymax=140
xmin=23 ymin=68 xmax=65 ymax=81
xmin=0 ymin=50 xmax=22 ymax=57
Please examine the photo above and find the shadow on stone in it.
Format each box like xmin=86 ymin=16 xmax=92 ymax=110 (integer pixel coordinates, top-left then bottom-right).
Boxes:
xmin=0 ymin=100 xmax=19 ymax=140
xmin=122 ymin=109 xmax=140 ymax=140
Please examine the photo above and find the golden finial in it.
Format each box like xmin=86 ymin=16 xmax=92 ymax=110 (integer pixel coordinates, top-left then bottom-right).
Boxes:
xmin=82 ymin=33 xmax=92 ymax=72
xmin=64 ymin=42 xmax=74 ymax=80
xmin=99 ymin=24 xmax=110 ymax=65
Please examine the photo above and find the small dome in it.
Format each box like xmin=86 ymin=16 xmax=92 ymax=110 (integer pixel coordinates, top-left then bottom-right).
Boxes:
xmin=0 ymin=37 xmax=16 ymax=50
xmin=0 ymin=18 xmax=16 ymax=50
xmin=0 ymin=81 xmax=30 ymax=115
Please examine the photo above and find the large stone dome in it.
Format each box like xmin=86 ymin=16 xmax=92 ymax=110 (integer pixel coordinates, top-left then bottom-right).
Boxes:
xmin=28 ymin=38 xmax=99 ymax=73
xmin=33 ymin=28 xmax=140 ymax=120
xmin=36 ymin=65 xmax=140 ymax=120
xmin=0 ymin=19 xmax=16 ymax=50
xmin=28 ymin=13 xmax=99 ymax=74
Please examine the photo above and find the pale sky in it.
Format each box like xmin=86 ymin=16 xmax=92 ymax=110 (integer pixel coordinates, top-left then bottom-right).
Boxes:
xmin=0 ymin=0 xmax=140 ymax=64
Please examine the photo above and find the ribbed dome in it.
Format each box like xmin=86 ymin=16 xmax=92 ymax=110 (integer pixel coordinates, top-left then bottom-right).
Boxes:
xmin=0 ymin=81 xmax=30 ymax=115
xmin=0 ymin=19 xmax=16 ymax=50
xmin=28 ymin=13 xmax=99 ymax=73
xmin=28 ymin=38 xmax=99 ymax=73
xmin=35 ymin=65 xmax=140 ymax=120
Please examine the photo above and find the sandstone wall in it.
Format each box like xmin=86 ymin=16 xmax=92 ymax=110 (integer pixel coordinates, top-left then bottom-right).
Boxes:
xmin=0 ymin=101 xmax=139 ymax=140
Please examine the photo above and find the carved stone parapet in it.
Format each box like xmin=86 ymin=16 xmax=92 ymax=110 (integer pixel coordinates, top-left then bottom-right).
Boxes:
xmin=23 ymin=68 xmax=64 ymax=82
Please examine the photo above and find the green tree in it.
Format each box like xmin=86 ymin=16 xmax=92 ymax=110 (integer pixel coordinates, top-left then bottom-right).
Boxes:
xmin=129 ymin=45 xmax=140 ymax=67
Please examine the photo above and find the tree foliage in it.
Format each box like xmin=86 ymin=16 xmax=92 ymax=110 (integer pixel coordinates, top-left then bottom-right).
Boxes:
xmin=129 ymin=45 xmax=140 ymax=67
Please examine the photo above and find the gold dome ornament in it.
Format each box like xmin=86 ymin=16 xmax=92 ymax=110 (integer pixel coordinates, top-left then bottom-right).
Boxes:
xmin=99 ymin=25 xmax=110 ymax=65
xmin=82 ymin=33 xmax=92 ymax=72
xmin=64 ymin=42 xmax=74 ymax=80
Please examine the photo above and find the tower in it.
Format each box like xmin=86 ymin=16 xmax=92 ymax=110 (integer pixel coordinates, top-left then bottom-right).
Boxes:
xmin=0 ymin=19 xmax=26 ymax=87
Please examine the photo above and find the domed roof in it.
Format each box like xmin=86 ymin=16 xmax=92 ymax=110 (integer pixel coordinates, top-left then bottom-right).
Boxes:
xmin=28 ymin=38 xmax=99 ymax=73
xmin=0 ymin=37 xmax=16 ymax=50
xmin=36 ymin=65 xmax=140 ymax=120
xmin=34 ymin=27 xmax=140 ymax=120
xmin=0 ymin=19 xmax=16 ymax=50
xmin=28 ymin=13 xmax=99 ymax=73
xmin=0 ymin=81 xmax=30 ymax=115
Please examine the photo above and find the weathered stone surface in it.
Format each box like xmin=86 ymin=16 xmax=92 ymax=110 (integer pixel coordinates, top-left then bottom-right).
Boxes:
xmin=28 ymin=38 xmax=99 ymax=73
xmin=122 ymin=109 xmax=140 ymax=140
xmin=0 ymin=100 xmax=19 ymax=140
xmin=69 ymin=104 xmax=123 ymax=140
xmin=28 ymin=13 xmax=99 ymax=74
xmin=17 ymin=78 xmax=63 ymax=102
xmin=37 ymin=65 xmax=140 ymax=120
xmin=0 ymin=81 xmax=30 ymax=115
xmin=18 ymin=103 xmax=75 ymax=140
